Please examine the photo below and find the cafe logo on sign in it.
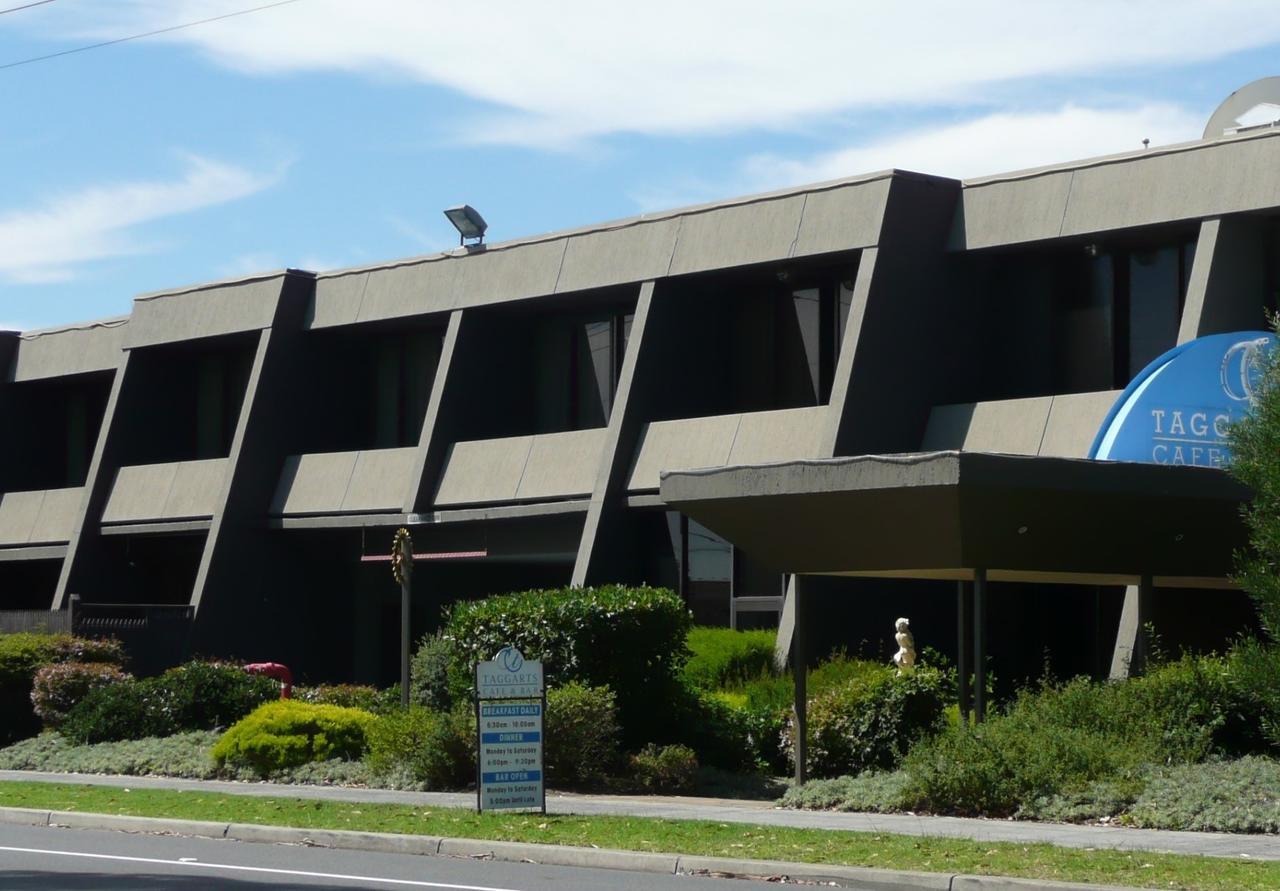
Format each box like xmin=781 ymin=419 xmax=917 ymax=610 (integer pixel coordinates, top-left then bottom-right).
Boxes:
xmin=1090 ymin=331 xmax=1277 ymax=468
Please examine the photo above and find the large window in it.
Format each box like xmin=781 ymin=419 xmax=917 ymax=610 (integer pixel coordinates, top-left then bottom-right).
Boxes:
xmin=975 ymin=237 xmax=1195 ymax=400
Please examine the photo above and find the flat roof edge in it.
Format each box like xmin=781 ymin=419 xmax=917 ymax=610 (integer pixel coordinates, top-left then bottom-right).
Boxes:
xmin=315 ymin=169 xmax=918 ymax=281
xmin=962 ymin=127 xmax=1280 ymax=188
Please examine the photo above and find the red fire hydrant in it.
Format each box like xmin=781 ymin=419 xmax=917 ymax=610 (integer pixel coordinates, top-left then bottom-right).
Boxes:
xmin=244 ymin=662 xmax=293 ymax=699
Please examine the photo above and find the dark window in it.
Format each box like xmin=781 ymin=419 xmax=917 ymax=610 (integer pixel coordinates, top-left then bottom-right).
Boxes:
xmin=976 ymin=237 xmax=1195 ymax=399
xmin=372 ymin=329 xmax=440 ymax=449
xmin=535 ymin=310 xmax=632 ymax=432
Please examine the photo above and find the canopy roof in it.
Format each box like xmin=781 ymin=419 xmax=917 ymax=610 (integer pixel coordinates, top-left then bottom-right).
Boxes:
xmin=658 ymin=452 xmax=1251 ymax=589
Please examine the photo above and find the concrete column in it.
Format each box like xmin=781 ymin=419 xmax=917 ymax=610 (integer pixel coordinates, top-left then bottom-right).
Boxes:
xmin=1110 ymin=575 xmax=1153 ymax=678
xmin=1178 ymin=217 xmax=1271 ymax=344
xmin=53 ymin=350 xmax=136 ymax=609
xmin=571 ymin=281 xmax=673 ymax=585
xmin=792 ymin=574 xmax=808 ymax=786
xmin=403 ymin=309 xmax=466 ymax=513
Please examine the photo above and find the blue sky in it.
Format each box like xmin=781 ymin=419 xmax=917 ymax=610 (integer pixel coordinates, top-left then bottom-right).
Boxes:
xmin=3 ymin=1 xmax=1280 ymax=331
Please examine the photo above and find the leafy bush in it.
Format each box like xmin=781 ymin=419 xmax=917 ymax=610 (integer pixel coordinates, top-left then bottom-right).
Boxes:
xmin=31 ymin=662 xmax=132 ymax=728
xmin=444 ymin=585 xmax=691 ymax=743
xmin=545 ymin=682 xmax=619 ymax=786
xmin=410 ymin=631 xmax=455 ymax=710
xmin=294 ymin=684 xmax=398 ymax=713
xmin=629 ymin=743 xmax=698 ymax=792
xmin=1128 ymin=756 xmax=1280 ymax=833
xmin=659 ymin=687 xmax=758 ymax=772
xmin=212 ymin=700 xmax=376 ymax=776
xmin=901 ymin=654 xmax=1267 ymax=817
xmin=1226 ymin=638 xmax=1280 ymax=751
xmin=0 ymin=632 xmax=127 ymax=743
xmin=785 ymin=666 xmax=949 ymax=779
xmin=61 ymin=661 xmax=279 ymax=744
xmin=365 ymin=705 xmax=475 ymax=790
xmin=682 ymin=627 xmax=776 ymax=691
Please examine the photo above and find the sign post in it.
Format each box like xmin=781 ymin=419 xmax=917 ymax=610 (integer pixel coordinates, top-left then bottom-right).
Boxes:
xmin=474 ymin=646 xmax=545 ymax=814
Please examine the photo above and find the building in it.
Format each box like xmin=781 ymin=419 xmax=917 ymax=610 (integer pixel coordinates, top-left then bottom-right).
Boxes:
xmin=4 ymin=85 xmax=1280 ymax=686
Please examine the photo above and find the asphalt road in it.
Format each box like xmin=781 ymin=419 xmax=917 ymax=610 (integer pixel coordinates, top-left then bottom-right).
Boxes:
xmin=0 ymin=823 xmax=794 ymax=890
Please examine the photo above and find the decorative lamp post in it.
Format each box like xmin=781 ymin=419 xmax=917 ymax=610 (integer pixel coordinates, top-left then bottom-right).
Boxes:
xmin=391 ymin=527 xmax=414 ymax=708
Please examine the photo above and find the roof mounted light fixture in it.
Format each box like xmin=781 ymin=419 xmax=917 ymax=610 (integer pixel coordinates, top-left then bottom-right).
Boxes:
xmin=443 ymin=204 xmax=487 ymax=248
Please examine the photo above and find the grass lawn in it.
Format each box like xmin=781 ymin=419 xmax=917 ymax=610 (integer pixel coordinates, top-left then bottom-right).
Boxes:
xmin=0 ymin=782 xmax=1276 ymax=890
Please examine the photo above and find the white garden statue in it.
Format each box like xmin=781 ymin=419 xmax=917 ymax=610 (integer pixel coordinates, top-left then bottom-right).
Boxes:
xmin=892 ymin=617 xmax=916 ymax=675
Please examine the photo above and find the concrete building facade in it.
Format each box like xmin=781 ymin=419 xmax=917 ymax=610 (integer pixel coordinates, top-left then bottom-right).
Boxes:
xmin=4 ymin=120 xmax=1279 ymax=686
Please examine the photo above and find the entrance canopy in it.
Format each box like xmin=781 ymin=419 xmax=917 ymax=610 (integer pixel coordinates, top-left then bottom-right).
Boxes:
xmin=658 ymin=451 xmax=1251 ymax=588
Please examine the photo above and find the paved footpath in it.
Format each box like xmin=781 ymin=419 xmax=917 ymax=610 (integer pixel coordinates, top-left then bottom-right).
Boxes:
xmin=2 ymin=769 xmax=1276 ymax=863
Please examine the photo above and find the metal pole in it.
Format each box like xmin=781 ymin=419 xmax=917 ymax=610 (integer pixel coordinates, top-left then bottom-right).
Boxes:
xmin=793 ymin=576 xmax=808 ymax=786
xmin=400 ymin=574 xmax=411 ymax=708
xmin=974 ymin=568 xmax=987 ymax=724
xmin=957 ymin=580 xmax=970 ymax=727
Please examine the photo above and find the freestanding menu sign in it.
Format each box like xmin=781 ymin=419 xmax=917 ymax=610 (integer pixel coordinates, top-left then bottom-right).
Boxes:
xmin=475 ymin=646 xmax=545 ymax=813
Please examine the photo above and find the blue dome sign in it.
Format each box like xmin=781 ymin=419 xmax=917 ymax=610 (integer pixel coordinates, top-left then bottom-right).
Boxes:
xmin=1090 ymin=331 xmax=1276 ymax=467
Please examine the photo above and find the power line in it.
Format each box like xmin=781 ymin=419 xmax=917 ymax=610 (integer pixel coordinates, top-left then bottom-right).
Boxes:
xmin=0 ymin=0 xmax=56 ymax=15
xmin=0 ymin=0 xmax=303 ymax=71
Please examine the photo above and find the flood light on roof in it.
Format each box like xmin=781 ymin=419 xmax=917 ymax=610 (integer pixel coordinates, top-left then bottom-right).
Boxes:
xmin=443 ymin=205 xmax=487 ymax=247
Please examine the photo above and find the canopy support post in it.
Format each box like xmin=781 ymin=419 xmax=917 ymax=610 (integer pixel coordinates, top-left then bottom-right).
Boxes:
xmin=793 ymin=575 xmax=808 ymax=786
xmin=973 ymin=568 xmax=987 ymax=724
xmin=957 ymin=579 xmax=972 ymax=726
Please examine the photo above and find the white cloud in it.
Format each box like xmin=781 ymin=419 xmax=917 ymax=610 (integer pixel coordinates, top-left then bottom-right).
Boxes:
xmin=741 ymin=103 xmax=1206 ymax=188
xmin=0 ymin=156 xmax=281 ymax=284
xmin=21 ymin=1 xmax=1280 ymax=146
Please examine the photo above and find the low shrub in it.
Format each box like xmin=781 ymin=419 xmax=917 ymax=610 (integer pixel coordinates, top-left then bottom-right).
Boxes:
xmin=212 ymin=700 xmax=376 ymax=776
xmin=366 ymin=705 xmax=475 ymax=790
xmin=629 ymin=743 xmax=698 ymax=792
xmin=410 ymin=632 xmax=455 ymax=710
xmin=785 ymin=666 xmax=949 ymax=779
xmin=1127 ymin=756 xmax=1280 ymax=833
xmin=61 ymin=661 xmax=280 ymax=744
xmin=682 ymin=627 xmax=776 ymax=691
xmin=0 ymin=730 xmax=238 ymax=780
xmin=0 ymin=632 xmax=126 ymax=744
xmin=0 ymin=730 xmax=379 ymax=786
xmin=544 ymin=682 xmax=619 ymax=786
xmin=30 ymin=662 xmax=132 ymax=728
xmin=444 ymin=585 xmax=690 ymax=745
xmin=779 ymin=770 xmax=913 ymax=813
xmin=294 ymin=684 xmax=398 ymax=713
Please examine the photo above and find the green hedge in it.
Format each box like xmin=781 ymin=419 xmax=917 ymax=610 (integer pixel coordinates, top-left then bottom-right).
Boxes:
xmin=682 ymin=627 xmax=777 ymax=691
xmin=0 ymin=633 xmax=126 ymax=744
xmin=212 ymin=700 xmax=376 ymax=776
xmin=443 ymin=585 xmax=690 ymax=743
xmin=62 ymin=661 xmax=280 ymax=744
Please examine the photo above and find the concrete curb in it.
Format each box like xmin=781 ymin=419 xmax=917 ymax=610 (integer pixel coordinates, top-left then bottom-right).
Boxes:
xmin=0 ymin=807 xmax=1150 ymax=891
